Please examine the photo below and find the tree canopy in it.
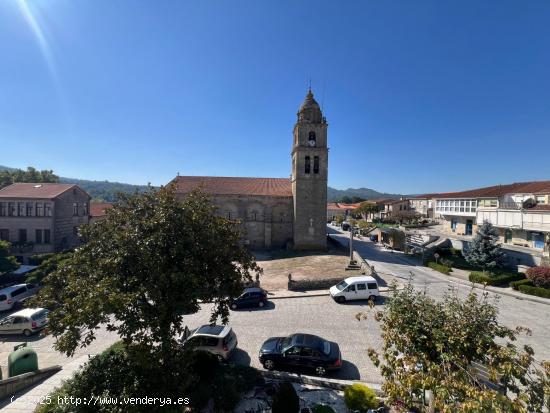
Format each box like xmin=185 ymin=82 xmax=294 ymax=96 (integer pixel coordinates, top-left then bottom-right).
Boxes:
xmin=464 ymin=220 xmax=505 ymax=272
xmin=0 ymin=240 xmax=19 ymax=274
xmin=0 ymin=167 xmax=59 ymax=189
xmin=365 ymin=283 xmax=550 ymax=412
xmin=33 ymin=185 xmax=262 ymax=363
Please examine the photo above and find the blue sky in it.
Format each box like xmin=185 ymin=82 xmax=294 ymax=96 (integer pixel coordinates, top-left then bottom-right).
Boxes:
xmin=1 ymin=0 xmax=549 ymax=194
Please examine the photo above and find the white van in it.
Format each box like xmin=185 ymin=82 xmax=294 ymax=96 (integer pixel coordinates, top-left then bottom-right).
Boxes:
xmin=329 ymin=276 xmax=380 ymax=303
xmin=0 ymin=284 xmax=40 ymax=311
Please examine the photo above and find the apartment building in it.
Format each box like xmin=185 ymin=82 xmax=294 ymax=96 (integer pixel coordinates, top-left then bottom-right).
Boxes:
xmin=0 ymin=183 xmax=91 ymax=263
xmin=433 ymin=181 xmax=550 ymax=252
xmin=409 ymin=195 xmax=435 ymax=218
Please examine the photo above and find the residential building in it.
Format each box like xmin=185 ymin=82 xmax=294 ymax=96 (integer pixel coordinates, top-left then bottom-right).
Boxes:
xmin=90 ymin=202 xmax=113 ymax=224
xmin=326 ymin=202 xmax=360 ymax=222
xmin=409 ymin=195 xmax=435 ymax=218
xmin=0 ymin=183 xmax=90 ymax=263
xmin=433 ymin=181 xmax=550 ymax=254
xmin=172 ymin=89 xmax=328 ymax=250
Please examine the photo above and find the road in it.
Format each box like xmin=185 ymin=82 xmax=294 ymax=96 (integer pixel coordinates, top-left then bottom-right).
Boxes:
xmin=328 ymin=225 xmax=550 ymax=365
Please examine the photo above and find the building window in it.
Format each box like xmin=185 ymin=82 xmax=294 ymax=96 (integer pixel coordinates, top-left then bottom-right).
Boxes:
xmin=0 ymin=203 xmax=5 ymax=216
xmin=44 ymin=229 xmax=51 ymax=244
xmin=83 ymin=203 xmax=89 ymax=215
xmin=18 ymin=203 xmax=25 ymax=216
xmin=73 ymin=203 xmax=78 ymax=216
xmin=305 ymin=156 xmax=311 ymax=174
xmin=73 ymin=226 xmax=78 ymax=236
xmin=226 ymin=211 xmax=232 ymax=219
xmin=26 ymin=202 xmax=33 ymax=216
xmin=36 ymin=203 xmax=43 ymax=216
xmin=313 ymin=156 xmax=319 ymax=174
xmin=8 ymin=203 xmax=15 ymax=216
xmin=0 ymin=229 xmax=8 ymax=241
xmin=45 ymin=203 xmax=52 ymax=217
xmin=35 ymin=229 xmax=43 ymax=244
xmin=19 ymin=229 xmax=27 ymax=243
xmin=451 ymin=219 xmax=457 ymax=232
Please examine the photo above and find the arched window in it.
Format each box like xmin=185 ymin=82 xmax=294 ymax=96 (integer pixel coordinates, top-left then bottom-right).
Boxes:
xmin=305 ymin=156 xmax=311 ymax=174
xmin=308 ymin=131 xmax=316 ymax=142
xmin=313 ymin=156 xmax=320 ymax=174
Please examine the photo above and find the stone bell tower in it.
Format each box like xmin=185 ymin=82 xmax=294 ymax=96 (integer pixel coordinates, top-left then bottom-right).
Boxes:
xmin=291 ymin=89 xmax=328 ymax=250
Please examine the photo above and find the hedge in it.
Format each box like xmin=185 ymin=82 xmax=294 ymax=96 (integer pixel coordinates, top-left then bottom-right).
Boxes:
xmin=344 ymin=383 xmax=378 ymax=412
xmin=518 ymin=284 xmax=550 ymax=299
xmin=428 ymin=261 xmax=451 ymax=275
xmin=469 ymin=272 xmax=525 ymax=286
xmin=526 ymin=266 xmax=550 ymax=289
xmin=510 ymin=278 xmax=533 ymax=290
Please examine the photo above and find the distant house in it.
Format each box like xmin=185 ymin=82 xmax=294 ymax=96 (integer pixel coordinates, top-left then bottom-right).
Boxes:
xmin=90 ymin=202 xmax=113 ymax=224
xmin=0 ymin=183 xmax=91 ymax=264
xmin=326 ymin=202 xmax=361 ymax=221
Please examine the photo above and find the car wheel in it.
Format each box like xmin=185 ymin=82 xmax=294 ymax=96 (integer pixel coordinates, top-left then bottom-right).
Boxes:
xmin=23 ymin=329 xmax=32 ymax=337
xmin=315 ymin=366 xmax=326 ymax=376
xmin=231 ymin=303 xmax=238 ymax=310
xmin=337 ymin=296 xmax=346 ymax=304
xmin=258 ymin=301 xmax=265 ymax=308
xmin=263 ymin=359 xmax=275 ymax=370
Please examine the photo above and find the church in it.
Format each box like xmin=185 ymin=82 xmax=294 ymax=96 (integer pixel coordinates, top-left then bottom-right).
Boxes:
xmin=172 ymin=89 xmax=328 ymax=250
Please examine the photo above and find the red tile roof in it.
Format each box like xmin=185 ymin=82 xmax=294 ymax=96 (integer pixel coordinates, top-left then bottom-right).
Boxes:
xmin=90 ymin=202 xmax=113 ymax=217
xmin=172 ymin=176 xmax=293 ymax=197
xmin=526 ymin=204 xmax=550 ymax=212
xmin=420 ymin=181 xmax=550 ymax=199
xmin=0 ymin=183 xmax=80 ymax=199
xmin=327 ymin=202 xmax=361 ymax=210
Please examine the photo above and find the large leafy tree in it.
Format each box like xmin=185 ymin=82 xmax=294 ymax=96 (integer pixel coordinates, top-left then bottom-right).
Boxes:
xmin=0 ymin=240 xmax=19 ymax=274
xmin=354 ymin=201 xmax=380 ymax=220
xmin=366 ymin=283 xmax=550 ymax=412
xmin=464 ymin=220 xmax=504 ymax=273
xmin=33 ymin=185 xmax=261 ymax=374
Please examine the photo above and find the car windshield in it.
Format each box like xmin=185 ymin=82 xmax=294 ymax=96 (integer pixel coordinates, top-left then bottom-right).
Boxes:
xmin=335 ymin=281 xmax=348 ymax=291
xmin=279 ymin=336 xmax=293 ymax=351
xmin=31 ymin=310 xmax=49 ymax=321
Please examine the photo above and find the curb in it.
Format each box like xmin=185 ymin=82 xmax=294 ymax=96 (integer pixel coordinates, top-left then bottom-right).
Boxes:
xmin=258 ymin=370 xmax=384 ymax=396
xmin=267 ymin=286 xmax=398 ymax=300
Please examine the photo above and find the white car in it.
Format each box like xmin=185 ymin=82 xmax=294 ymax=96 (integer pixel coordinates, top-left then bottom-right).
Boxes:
xmin=330 ymin=276 xmax=380 ymax=303
xmin=0 ymin=308 xmax=49 ymax=336
xmin=0 ymin=283 xmax=40 ymax=311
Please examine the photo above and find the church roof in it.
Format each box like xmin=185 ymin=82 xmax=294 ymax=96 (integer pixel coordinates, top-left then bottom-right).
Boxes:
xmin=172 ymin=176 xmax=293 ymax=197
xmin=298 ymin=89 xmax=323 ymax=123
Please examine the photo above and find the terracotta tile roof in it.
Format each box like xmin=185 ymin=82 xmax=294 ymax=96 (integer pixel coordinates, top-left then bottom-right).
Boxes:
xmin=90 ymin=202 xmax=113 ymax=217
xmin=327 ymin=202 xmax=361 ymax=210
xmin=0 ymin=183 xmax=79 ymax=199
xmin=431 ymin=181 xmax=550 ymax=199
xmin=172 ymin=176 xmax=292 ymax=197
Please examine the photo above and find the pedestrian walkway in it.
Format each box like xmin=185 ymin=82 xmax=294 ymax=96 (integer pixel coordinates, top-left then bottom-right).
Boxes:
xmin=0 ymin=355 xmax=89 ymax=412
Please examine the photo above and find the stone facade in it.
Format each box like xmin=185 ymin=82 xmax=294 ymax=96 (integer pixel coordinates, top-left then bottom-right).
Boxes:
xmin=172 ymin=90 xmax=328 ymax=250
xmin=0 ymin=184 xmax=90 ymax=263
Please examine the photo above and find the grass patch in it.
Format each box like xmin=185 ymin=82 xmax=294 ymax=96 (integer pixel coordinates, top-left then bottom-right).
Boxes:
xmin=428 ymin=261 xmax=451 ymax=275
xmin=518 ymin=284 xmax=550 ymax=299
xmin=469 ymin=271 xmax=525 ymax=287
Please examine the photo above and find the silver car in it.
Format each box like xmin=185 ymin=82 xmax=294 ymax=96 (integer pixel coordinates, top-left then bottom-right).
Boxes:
xmin=0 ymin=283 xmax=40 ymax=311
xmin=0 ymin=308 xmax=49 ymax=336
xmin=180 ymin=325 xmax=238 ymax=361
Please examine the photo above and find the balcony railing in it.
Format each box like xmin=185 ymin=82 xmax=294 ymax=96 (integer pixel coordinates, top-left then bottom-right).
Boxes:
xmin=498 ymin=202 xmax=522 ymax=210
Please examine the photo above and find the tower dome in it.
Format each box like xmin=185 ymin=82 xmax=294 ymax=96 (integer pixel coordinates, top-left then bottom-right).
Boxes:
xmin=297 ymin=89 xmax=323 ymax=123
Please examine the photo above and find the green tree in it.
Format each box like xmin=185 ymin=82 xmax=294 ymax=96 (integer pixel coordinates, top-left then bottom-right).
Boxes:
xmin=335 ymin=215 xmax=345 ymax=225
xmin=0 ymin=240 xmax=19 ymax=274
xmin=366 ymin=283 xmax=550 ymax=412
xmin=354 ymin=201 xmax=380 ymax=220
xmin=463 ymin=220 xmax=504 ymax=273
xmin=32 ymin=185 xmax=261 ymax=393
xmin=0 ymin=167 xmax=59 ymax=190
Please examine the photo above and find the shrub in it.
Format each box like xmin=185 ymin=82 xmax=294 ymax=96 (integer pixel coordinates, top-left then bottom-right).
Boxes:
xmin=343 ymin=383 xmax=378 ymax=412
xmin=312 ymin=405 xmax=336 ymax=413
xmin=428 ymin=261 xmax=451 ymax=275
xmin=439 ymin=258 xmax=454 ymax=267
xmin=272 ymin=382 xmax=299 ymax=413
xmin=510 ymin=278 xmax=533 ymax=290
xmin=526 ymin=266 xmax=550 ymax=289
xmin=518 ymin=284 xmax=550 ymax=299
xmin=469 ymin=271 xmax=525 ymax=286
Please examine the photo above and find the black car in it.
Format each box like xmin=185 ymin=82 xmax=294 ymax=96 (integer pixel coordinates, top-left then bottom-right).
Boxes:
xmin=230 ymin=287 xmax=268 ymax=310
xmin=259 ymin=333 xmax=341 ymax=376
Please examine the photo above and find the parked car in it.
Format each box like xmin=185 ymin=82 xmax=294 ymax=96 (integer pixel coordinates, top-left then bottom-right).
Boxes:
xmin=231 ymin=287 xmax=268 ymax=309
xmin=329 ymin=276 xmax=379 ymax=303
xmin=180 ymin=324 xmax=238 ymax=361
xmin=341 ymin=222 xmax=350 ymax=231
xmin=259 ymin=333 xmax=341 ymax=376
xmin=0 ymin=283 xmax=40 ymax=311
xmin=0 ymin=308 xmax=49 ymax=336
